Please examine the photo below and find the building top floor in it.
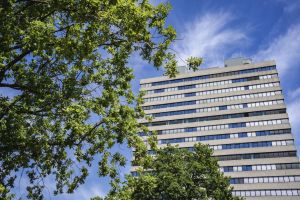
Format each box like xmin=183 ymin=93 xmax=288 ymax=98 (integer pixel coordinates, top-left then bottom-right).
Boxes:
xmin=140 ymin=59 xmax=276 ymax=86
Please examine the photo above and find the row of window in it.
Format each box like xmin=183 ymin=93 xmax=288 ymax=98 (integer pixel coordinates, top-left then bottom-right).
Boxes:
xmin=147 ymin=109 xmax=286 ymax=127
xmin=230 ymin=175 xmax=300 ymax=184
xmin=221 ymin=163 xmax=300 ymax=172
xmin=149 ymin=119 xmax=289 ymax=136
xmin=247 ymin=99 xmax=284 ymax=108
xmin=144 ymin=82 xmax=280 ymax=102
xmin=148 ymin=100 xmax=284 ymax=118
xmin=141 ymin=65 xmax=276 ymax=87
xmin=144 ymin=149 xmax=297 ymax=161
xmin=143 ymin=91 xmax=281 ymax=110
xmin=158 ymin=129 xmax=291 ymax=144
xmin=132 ymin=152 xmax=297 ymax=167
xmin=147 ymin=139 xmax=293 ymax=154
xmin=216 ymin=151 xmax=297 ymax=161
xmin=145 ymin=74 xmax=276 ymax=94
xmin=211 ymin=140 xmax=293 ymax=151
xmin=244 ymin=119 xmax=289 ymax=128
xmin=197 ymin=91 xmax=281 ymax=104
xmin=197 ymin=83 xmax=277 ymax=96
xmin=233 ymin=189 xmax=300 ymax=197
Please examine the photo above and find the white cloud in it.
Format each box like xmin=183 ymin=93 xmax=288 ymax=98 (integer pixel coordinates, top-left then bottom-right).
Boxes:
xmin=253 ymin=23 xmax=300 ymax=77
xmin=173 ymin=12 xmax=248 ymax=67
xmin=129 ymin=11 xmax=249 ymax=76
xmin=286 ymin=97 xmax=300 ymax=150
xmin=276 ymin=0 xmax=300 ymax=13
xmin=253 ymin=23 xmax=300 ymax=152
xmin=254 ymin=23 xmax=300 ymax=152
xmin=288 ymin=87 xmax=300 ymax=101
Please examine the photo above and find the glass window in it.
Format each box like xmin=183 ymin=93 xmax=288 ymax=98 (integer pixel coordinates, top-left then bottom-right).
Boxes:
xmin=279 ymin=177 xmax=284 ymax=182
xmin=295 ymin=176 xmax=300 ymax=181
xmin=245 ymin=191 xmax=251 ymax=197
xmin=271 ymin=190 xmax=276 ymax=196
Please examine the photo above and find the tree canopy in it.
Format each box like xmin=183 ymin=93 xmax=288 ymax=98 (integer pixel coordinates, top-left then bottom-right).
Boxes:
xmin=0 ymin=0 xmax=202 ymax=199
xmin=104 ymin=144 xmax=241 ymax=200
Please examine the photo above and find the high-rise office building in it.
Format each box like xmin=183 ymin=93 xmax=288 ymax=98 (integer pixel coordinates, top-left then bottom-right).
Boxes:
xmin=133 ymin=58 xmax=300 ymax=199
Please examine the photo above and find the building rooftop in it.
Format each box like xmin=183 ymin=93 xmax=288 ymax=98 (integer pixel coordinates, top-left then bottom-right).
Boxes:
xmin=140 ymin=59 xmax=276 ymax=84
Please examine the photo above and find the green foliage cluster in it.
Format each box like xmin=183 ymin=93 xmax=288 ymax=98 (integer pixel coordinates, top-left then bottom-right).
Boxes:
xmin=0 ymin=0 xmax=202 ymax=199
xmin=104 ymin=144 xmax=241 ymax=200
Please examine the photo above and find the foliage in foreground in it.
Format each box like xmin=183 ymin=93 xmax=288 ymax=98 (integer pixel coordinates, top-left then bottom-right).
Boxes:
xmin=104 ymin=144 xmax=242 ymax=200
xmin=0 ymin=0 xmax=202 ymax=199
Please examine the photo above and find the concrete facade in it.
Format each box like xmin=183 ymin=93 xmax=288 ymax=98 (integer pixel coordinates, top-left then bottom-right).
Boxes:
xmin=134 ymin=60 xmax=300 ymax=199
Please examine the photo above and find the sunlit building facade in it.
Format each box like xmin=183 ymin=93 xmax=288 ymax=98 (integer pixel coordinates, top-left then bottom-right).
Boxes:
xmin=133 ymin=58 xmax=300 ymax=199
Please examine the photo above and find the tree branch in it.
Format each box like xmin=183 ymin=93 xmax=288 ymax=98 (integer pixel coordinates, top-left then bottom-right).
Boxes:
xmin=0 ymin=82 xmax=43 ymax=98
xmin=74 ymin=120 xmax=105 ymax=145
xmin=5 ymin=49 xmax=32 ymax=69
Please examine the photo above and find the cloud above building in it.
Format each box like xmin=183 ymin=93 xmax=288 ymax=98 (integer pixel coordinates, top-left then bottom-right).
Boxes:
xmin=173 ymin=12 xmax=248 ymax=67
xmin=254 ymin=23 xmax=300 ymax=78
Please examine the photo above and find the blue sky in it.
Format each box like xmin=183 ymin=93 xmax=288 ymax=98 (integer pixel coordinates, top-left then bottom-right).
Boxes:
xmin=15 ymin=0 xmax=300 ymax=199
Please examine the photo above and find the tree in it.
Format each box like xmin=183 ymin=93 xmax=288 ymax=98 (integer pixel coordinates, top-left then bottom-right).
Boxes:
xmin=106 ymin=144 xmax=241 ymax=200
xmin=0 ymin=0 xmax=202 ymax=199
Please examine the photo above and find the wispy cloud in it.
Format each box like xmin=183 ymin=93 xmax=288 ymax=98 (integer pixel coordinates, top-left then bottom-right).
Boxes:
xmin=254 ymin=23 xmax=300 ymax=78
xmin=129 ymin=11 xmax=249 ymax=79
xmin=173 ymin=12 xmax=248 ymax=67
xmin=276 ymin=0 xmax=300 ymax=13
xmin=254 ymin=22 xmax=300 ymax=151
xmin=286 ymin=88 xmax=300 ymax=149
xmin=288 ymin=87 xmax=300 ymax=101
